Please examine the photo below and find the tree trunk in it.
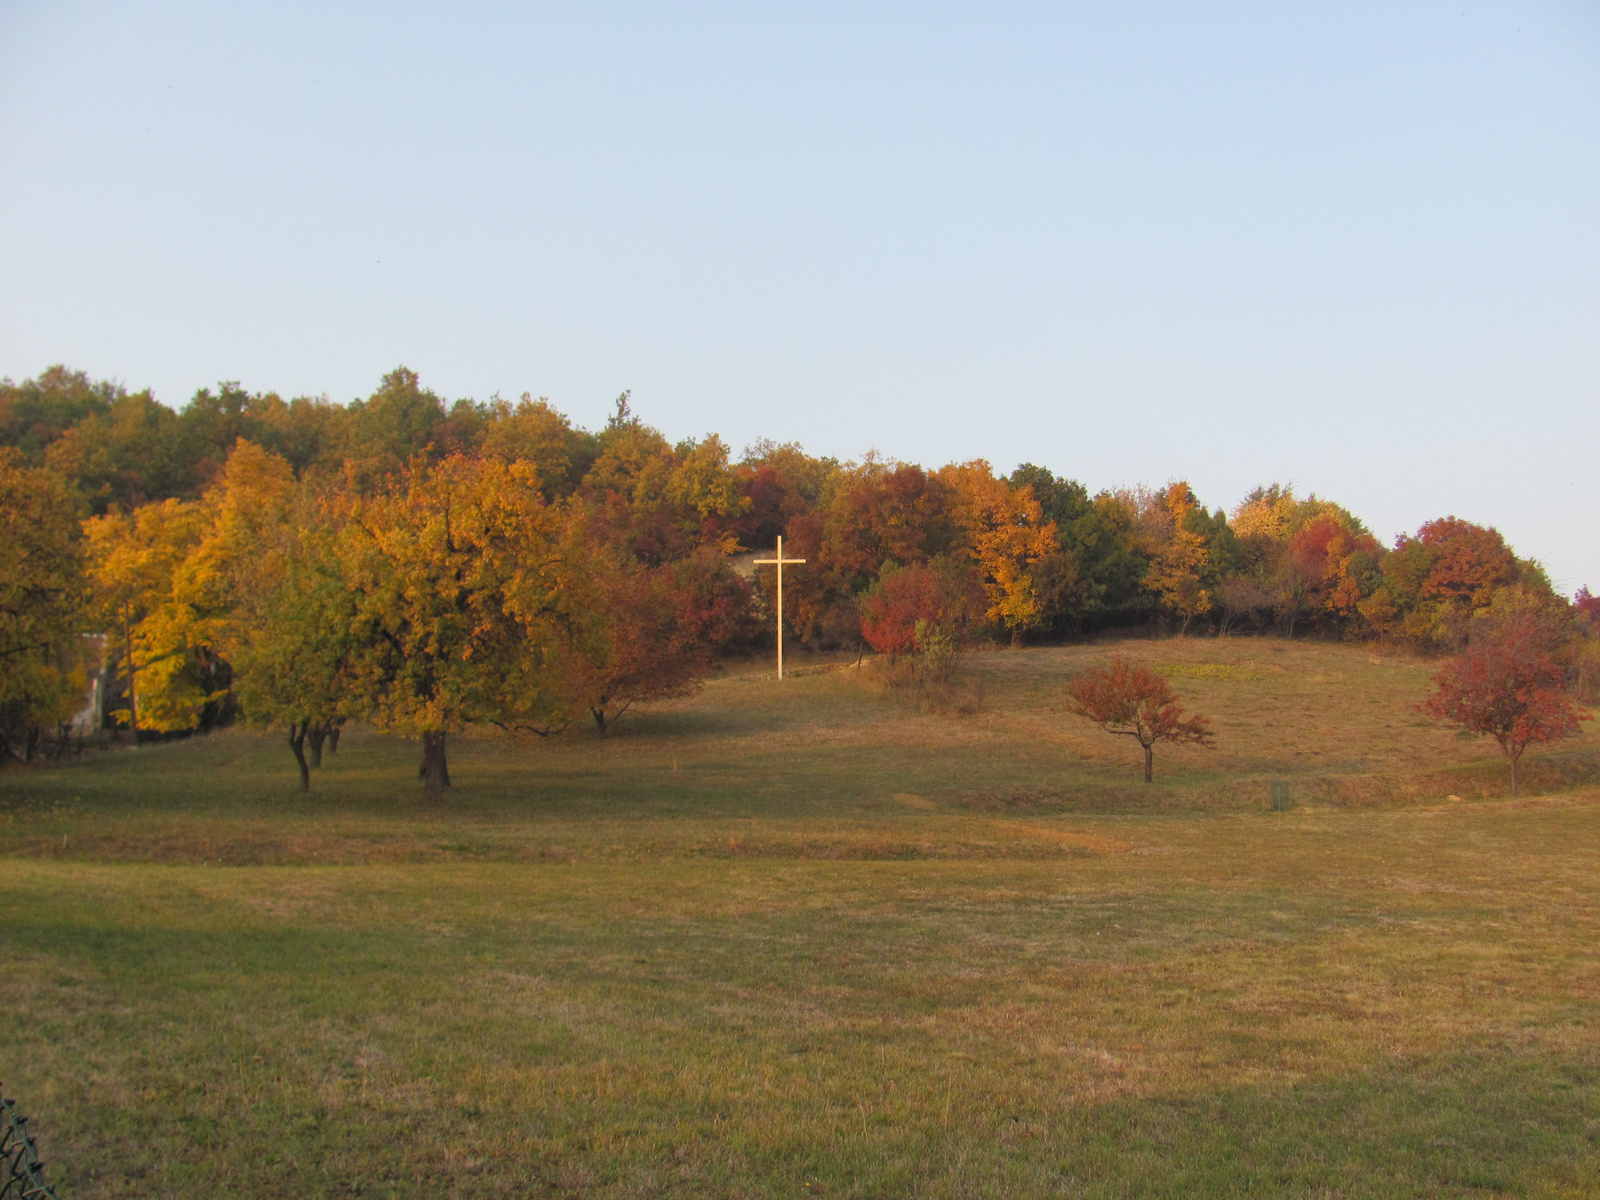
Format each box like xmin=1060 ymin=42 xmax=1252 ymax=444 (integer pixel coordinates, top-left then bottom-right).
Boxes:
xmin=421 ymin=731 xmax=450 ymax=802
xmin=308 ymin=723 xmax=328 ymax=768
xmin=592 ymin=707 xmax=609 ymax=736
xmin=289 ymin=721 xmax=311 ymax=791
xmin=1143 ymin=743 xmax=1154 ymax=783
xmin=327 ymin=723 xmax=342 ymax=754
xmin=1509 ymin=749 xmax=1520 ymax=798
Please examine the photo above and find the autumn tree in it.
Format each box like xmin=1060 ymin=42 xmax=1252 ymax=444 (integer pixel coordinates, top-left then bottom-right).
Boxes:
xmin=1065 ymin=657 xmax=1215 ymax=782
xmin=549 ymin=405 xmax=754 ymax=733
xmin=1281 ymin=513 xmax=1381 ymax=634
xmin=855 ymin=561 xmax=975 ymax=661
xmin=338 ymin=454 xmax=578 ymax=800
xmin=1008 ymin=464 xmax=1090 ymax=635
xmin=77 ymin=443 xmax=288 ymax=740
xmin=559 ymin=403 xmax=755 ymax=733
xmin=820 ymin=461 xmax=960 ymax=593
xmin=858 ymin=564 xmax=942 ymax=662
xmin=1421 ymin=612 xmax=1589 ymax=796
xmin=226 ymin=502 xmax=356 ymax=788
xmin=480 ymin=393 xmax=599 ymax=499
xmin=0 ymin=452 xmax=90 ymax=760
xmin=735 ymin=439 xmax=841 ymax=554
xmin=1137 ymin=483 xmax=1216 ymax=635
xmin=577 ymin=398 xmax=750 ymax=563
xmin=561 ymin=548 xmax=750 ymax=735
xmin=83 ymin=497 xmax=209 ymax=734
xmin=195 ymin=445 xmax=357 ymax=788
xmin=161 ymin=441 xmax=309 ymax=731
xmin=1011 ymin=466 xmax=1159 ymax=634
xmin=731 ymin=442 xmax=848 ymax=646
xmin=1226 ymin=486 xmax=1380 ymax=637
xmin=938 ymin=460 xmax=1058 ymax=644
xmin=732 ymin=456 xmax=950 ymax=650
xmin=1371 ymin=517 xmax=1530 ymax=648
xmin=233 ymin=543 xmax=355 ymax=786
xmin=1576 ymin=587 xmax=1600 ymax=625
xmin=747 ymin=458 xmax=1051 ymax=654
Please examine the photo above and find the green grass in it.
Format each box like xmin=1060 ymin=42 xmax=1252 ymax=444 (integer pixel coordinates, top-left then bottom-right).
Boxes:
xmin=3 ymin=637 xmax=1599 ymax=1197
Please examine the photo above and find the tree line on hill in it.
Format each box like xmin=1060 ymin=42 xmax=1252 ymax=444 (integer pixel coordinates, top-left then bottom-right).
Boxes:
xmin=3 ymin=365 xmax=1596 ymax=793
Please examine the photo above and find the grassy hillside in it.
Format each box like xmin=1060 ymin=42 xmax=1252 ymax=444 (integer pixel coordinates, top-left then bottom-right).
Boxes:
xmin=3 ymin=637 xmax=1598 ymax=1196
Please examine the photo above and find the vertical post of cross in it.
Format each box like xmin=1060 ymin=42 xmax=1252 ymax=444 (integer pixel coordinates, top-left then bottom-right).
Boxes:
xmin=753 ymin=535 xmax=807 ymax=680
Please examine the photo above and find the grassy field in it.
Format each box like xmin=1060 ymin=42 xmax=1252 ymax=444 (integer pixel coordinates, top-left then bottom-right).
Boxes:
xmin=3 ymin=636 xmax=1599 ymax=1197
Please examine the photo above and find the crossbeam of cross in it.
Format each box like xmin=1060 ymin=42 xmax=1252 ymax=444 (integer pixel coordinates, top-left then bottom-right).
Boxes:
xmin=753 ymin=535 xmax=807 ymax=680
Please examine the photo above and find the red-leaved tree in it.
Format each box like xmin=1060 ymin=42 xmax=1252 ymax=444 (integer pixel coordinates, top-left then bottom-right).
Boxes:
xmin=1065 ymin=657 xmax=1214 ymax=782
xmin=1421 ymin=615 xmax=1589 ymax=796
xmin=857 ymin=560 xmax=984 ymax=663
xmin=858 ymin=564 xmax=946 ymax=662
xmin=563 ymin=548 xmax=751 ymax=735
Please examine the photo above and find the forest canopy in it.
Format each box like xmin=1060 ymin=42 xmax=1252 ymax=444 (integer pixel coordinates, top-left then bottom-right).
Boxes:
xmin=3 ymin=365 xmax=1594 ymax=785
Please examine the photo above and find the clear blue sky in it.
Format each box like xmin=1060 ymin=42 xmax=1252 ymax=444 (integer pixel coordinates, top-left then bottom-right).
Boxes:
xmin=2 ymin=2 xmax=1596 ymax=591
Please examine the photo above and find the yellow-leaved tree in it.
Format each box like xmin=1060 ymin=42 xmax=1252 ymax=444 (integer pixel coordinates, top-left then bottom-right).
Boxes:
xmin=937 ymin=461 xmax=1058 ymax=645
xmin=84 ymin=439 xmax=300 ymax=736
xmin=337 ymin=454 xmax=587 ymax=800
xmin=183 ymin=441 xmax=360 ymax=788
xmin=1138 ymin=482 xmax=1214 ymax=636
xmin=83 ymin=497 xmax=207 ymax=733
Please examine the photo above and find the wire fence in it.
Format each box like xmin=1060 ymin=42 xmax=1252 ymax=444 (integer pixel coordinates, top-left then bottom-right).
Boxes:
xmin=0 ymin=1085 xmax=59 ymax=1200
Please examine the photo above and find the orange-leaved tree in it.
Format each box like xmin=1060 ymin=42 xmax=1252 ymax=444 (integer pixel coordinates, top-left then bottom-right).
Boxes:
xmin=938 ymin=460 xmax=1057 ymax=644
xmin=1065 ymin=657 xmax=1214 ymax=782
xmin=1421 ymin=612 xmax=1588 ymax=796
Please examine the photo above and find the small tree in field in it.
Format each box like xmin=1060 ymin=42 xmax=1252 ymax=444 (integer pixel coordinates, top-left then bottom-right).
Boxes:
xmin=1065 ymin=657 xmax=1214 ymax=782
xmin=1421 ymin=615 xmax=1588 ymax=796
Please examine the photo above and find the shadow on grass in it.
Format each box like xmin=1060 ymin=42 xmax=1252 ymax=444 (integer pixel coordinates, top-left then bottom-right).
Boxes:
xmin=27 ymin=1032 xmax=1600 ymax=1197
xmin=1037 ymin=1049 xmax=1600 ymax=1198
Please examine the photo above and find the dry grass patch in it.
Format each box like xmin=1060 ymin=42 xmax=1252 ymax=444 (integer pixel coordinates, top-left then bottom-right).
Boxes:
xmin=2 ymin=637 xmax=1598 ymax=1196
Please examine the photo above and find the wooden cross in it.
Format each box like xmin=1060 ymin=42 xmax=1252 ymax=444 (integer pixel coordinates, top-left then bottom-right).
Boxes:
xmin=753 ymin=535 xmax=807 ymax=680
